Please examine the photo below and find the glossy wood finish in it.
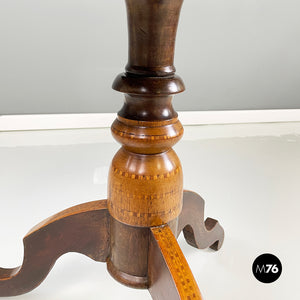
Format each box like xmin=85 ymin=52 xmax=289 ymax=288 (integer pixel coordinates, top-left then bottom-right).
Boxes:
xmin=111 ymin=116 xmax=184 ymax=154
xmin=0 ymin=200 xmax=110 ymax=297
xmin=112 ymin=75 xmax=185 ymax=99
xmin=148 ymin=225 xmax=202 ymax=300
xmin=125 ymin=0 xmax=184 ymax=77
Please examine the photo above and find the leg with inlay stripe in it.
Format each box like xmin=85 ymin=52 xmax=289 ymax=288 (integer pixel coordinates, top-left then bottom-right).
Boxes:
xmin=148 ymin=225 xmax=203 ymax=300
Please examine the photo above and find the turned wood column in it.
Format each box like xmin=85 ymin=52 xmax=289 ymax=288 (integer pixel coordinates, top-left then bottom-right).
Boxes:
xmin=0 ymin=1 xmax=224 ymax=298
xmin=107 ymin=0 xmax=185 ymax=288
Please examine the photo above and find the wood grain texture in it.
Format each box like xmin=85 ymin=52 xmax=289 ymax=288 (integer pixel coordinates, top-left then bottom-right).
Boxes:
xmin=125 ymin=0 xmax=184 ymax=77
xmin=112 ymin=75 xmax=185 ymax=97
xmin=148 ymin=225 xmax=202 ymax=300
xmin=0 ymin=200 xmax=110 ymax=297
xmin=178 ymin=190 xmax=225 ymax=251
xmin=108 ymin=147 xmax=183 ymax=227
xmin=111 ymin=115 xmax=184 ymax=154
xmin=107 ymin=217 xmax=149 ymax=288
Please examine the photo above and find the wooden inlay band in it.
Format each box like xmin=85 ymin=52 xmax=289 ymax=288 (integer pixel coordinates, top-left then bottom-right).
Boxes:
xmin=150 ymin=225 xmax=202 ymax=299
xmin=112 ymin=166 xmax=181 ymax=180
xmin=108 ymin=148 xmax=183 ymax=227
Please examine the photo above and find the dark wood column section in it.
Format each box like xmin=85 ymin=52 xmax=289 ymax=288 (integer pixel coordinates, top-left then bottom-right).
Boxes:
xmin=125 ymin=0 xmax=184 ymax=77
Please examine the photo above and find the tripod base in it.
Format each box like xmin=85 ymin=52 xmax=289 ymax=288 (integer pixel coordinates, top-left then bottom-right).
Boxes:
xmin=0 ymin=191 xmax=224 ymax=299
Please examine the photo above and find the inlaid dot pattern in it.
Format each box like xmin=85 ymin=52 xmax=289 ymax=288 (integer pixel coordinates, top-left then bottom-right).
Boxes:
xmin=112 ymin=166 xmax=181 ymax=180
xmin=151 ymin=226 xmax=202 ymax=299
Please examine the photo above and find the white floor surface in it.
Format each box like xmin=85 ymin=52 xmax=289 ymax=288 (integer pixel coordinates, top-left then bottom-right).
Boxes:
xmin=0 ymin=122 xmax=299 ymax=300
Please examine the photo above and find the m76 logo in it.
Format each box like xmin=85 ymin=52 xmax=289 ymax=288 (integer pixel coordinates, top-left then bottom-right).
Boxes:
xmin=255 ymin=264 xmax=279 ymax=274
xmin=252 ymin=254 xmax=282 ymax=283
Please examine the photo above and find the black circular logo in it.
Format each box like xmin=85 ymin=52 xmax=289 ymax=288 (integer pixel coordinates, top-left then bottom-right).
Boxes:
xmin=252 ymin=253 xmax=282 ymax=283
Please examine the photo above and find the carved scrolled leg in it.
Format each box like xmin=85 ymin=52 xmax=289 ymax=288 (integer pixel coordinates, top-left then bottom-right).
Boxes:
xmin=0 ymin=200 xmax=110 ymax=297
xmin=148 ymin=225 xmax=202 ymax=300
xmin=177 ymin=190 xmax=224 ymax=251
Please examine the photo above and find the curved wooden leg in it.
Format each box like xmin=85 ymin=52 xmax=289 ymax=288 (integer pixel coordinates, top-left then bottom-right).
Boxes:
xmin=178 ymin=190 xmax=224 ymax=251
xmin=0 ymin=200 xmax=110 ymax=297
xmin=148 ymin=225 xmax=202 ymax=300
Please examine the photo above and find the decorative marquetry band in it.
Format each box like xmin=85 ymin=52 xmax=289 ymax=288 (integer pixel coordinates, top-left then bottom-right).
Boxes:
xmin=111 ymin=116 xmax=184 ymax=154
xmin=112 ymin=166 xmax=181 ymax=181
xmin=108 ymin=147 xmax=183 ymax=226
xmin=108 ymin=179 xmax=183 ymax=227
xmin=111 ymin=125 xmax=183 ymax=141
xmin=150 ymin=226 xmax=202 ymax=299
xmin=108 ymin=200 xmax=182 ymax=227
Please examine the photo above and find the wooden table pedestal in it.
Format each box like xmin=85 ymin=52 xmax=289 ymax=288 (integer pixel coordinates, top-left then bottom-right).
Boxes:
xmin=0 ymin=1 xmax=224 ymax=299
